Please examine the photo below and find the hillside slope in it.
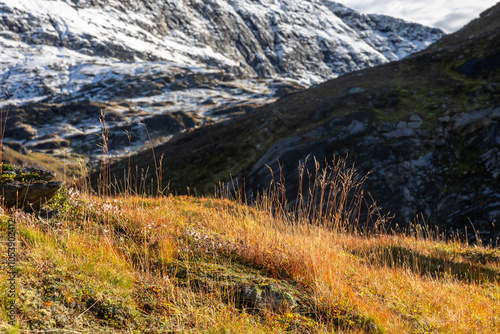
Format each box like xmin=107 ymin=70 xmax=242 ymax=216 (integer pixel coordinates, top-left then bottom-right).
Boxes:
xmin=107 ymin=3 xmax=500 ymax=241
xmin=1 ymin=189 xmax=499 ymax=332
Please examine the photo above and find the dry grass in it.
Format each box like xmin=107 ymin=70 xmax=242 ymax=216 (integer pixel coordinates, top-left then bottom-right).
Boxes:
xmin=0 ymin=157 xmax=499 ymax=333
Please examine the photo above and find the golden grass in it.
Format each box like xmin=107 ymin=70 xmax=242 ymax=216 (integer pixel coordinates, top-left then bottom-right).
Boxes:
xmin=1 ymin=186 xmax=498 ymax=333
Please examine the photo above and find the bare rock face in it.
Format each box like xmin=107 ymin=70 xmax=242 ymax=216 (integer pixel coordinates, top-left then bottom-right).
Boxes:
xmin=0 ymin=165 xmax=64 ymax=211
xmin=0 ymin=0 xmax=444 ymax=85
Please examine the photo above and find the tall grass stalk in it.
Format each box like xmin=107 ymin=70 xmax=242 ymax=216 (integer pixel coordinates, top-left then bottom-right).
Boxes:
xmin=259 ymin=155 xmax=386 ymax=236
xmin=140 ymin=120 xmax=164 ymax=197
xmin=125 ymin=130 xmax=132 ymax=196
xmin=97 ymin=109 xmax=110 ymax=198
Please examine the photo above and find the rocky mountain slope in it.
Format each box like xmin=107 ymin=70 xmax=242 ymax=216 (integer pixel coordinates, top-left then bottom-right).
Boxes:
xmin=0 ymin=0 xmax=443 ymax=161
xmin=109 ymin=3 xmax=500 ymax=243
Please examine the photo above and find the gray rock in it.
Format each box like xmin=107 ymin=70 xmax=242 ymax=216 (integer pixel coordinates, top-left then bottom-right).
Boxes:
xmin=348 ymin=87 xmax=366 ymax=95
xmin=407 ymin=115 xmax=423 ymax=128
xmin=396 ymin=121 xmax=407 ymax=128
xmin=409 ymin=114 xmax=423 ymax=122
xmin=0 ymin=180 xmax=65 ymax=211
xmin=4 ymin=122 xmax=37 ymax=141
xmin=235 ymin=284 xmax=297 ymax=311
xmin=3 ymin=142 xmax=29 ymax=155
xmin=23 ymin=168 xmax=57 ymax=182
xmin=451 ymin=108 xmax=496 ymax=135
xmin=377 ymin=121 xmax=395 ymax=132
xmin=382 ymin=127 xmax=417 ymax=139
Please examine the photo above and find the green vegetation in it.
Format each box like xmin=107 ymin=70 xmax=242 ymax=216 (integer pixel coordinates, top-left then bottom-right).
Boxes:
xmin=0 ymin=171 xmax=41 ymax=184
xmin=0 ymin=164 xmax=14 ymax=171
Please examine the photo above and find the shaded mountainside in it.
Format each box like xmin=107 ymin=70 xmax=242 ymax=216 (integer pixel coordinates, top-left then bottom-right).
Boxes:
xmin=107 ymin=4 xmax=500 ymax=242
xmin=0 ymin=0 xmax=442 ymax=160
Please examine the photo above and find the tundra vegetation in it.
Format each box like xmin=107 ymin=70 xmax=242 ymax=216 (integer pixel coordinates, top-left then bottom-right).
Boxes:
xmin=0 ymin=155 xmax=499 ymax=333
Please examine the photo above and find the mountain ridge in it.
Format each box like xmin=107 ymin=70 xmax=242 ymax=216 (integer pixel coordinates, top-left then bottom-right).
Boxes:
xmin=1 ymin=0 xmax=444 ymax=84
xmin=0 ymin=0 xmax=443 ymax=162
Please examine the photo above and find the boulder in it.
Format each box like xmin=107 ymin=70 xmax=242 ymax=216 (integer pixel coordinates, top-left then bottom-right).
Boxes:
xmin=0 ymin=165 xmax=63 ymax=211
xmin=0 ymin=180 xmax=65 ymax=211
xmin=234 ymin=283 xmax=298 ymax=311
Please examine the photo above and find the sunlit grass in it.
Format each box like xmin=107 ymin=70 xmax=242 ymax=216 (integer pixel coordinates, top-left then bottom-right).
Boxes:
xmin=0 ymin=161 xmax=499 ymax=332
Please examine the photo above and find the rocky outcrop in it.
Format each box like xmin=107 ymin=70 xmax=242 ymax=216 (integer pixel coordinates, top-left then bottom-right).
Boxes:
xmin=234 ymin=283 xmax=298 ymax=311
xmin=0 ymin=166 xmax=64 ymax=211
xmin=0 ymin=180 xmax=65 ymax=211
xmin=4 ymin=101 xmax=205 ymax=157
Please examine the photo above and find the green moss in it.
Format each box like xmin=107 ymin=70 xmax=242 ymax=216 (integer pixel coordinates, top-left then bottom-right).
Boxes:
xmin=0 ymin=173 xmax=14 ymax=183
xmin=393 ymin=84 xmax=410 ymax=98
xmin=0 ymin=163 xmax=14 ymax=171
xmin=0 ymin=172 xmax=42 ymax=183
xmin=0 ymin=216 xmax=10 ymax=231
xmin=15 ymin=172 xmax=42 ymax=183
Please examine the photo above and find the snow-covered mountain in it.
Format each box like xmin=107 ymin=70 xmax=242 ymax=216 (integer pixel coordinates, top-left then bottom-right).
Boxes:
xmin=0 ymin=0 xmax=444 ymax=160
